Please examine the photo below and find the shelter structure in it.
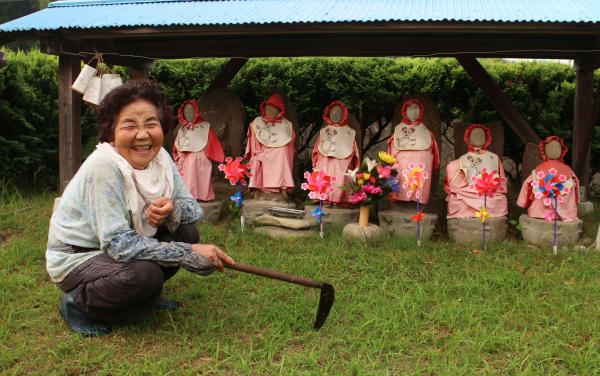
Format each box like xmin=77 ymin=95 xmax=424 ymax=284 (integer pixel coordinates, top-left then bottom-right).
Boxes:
xmin=1 ymin=0 xmax=599 ymax=193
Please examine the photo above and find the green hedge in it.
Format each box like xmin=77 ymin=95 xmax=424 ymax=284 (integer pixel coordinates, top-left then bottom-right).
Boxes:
xmin=1 ymin=49 xmax=598 ymax=190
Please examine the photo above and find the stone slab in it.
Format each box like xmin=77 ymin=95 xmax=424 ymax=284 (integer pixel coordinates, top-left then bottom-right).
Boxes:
xmin=304 ymin=205 xmax=359 ymax=227
xmin=255 ymin=214 xmax=315 ymax=229
xmin=596 ymin=224 xmax=600 ymax=251
xmin=578 ymin=201 xmax=594 ymax=216
xmin=520 ymin=214 xmax=582 ymax=248
xmin=342 ymin=223 xmax=385 ymax=242
xmin=254 ymin=226 xmax=316 ymax=239
xmin=447 ymin=217 xmax=508 ymax=244
xmin=198 ymin=200 xmax=223 ymax=224
xmin=378 ymin=210 xmax=437 ymax=239
xmin=242 ymin=199 xmax=296 ymax=224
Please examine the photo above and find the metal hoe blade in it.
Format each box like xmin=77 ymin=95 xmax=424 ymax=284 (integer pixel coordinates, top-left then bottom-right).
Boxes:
xmin=314 ymin=283 xmax=335 ymax=330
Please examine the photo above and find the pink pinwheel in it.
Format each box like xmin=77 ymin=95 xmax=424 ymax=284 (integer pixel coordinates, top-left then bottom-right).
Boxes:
xmin=469 ymin=168 xmax=505 ymax=197
xmin=531 ymin=168 xmax=569 ymax=206
xmin=402 ymin=163 xmax=429 ymax=198
xmin=218 ymin=157 xmax=251 ymax=186
xmin=301 ymin=170 xmax=336 ymax=200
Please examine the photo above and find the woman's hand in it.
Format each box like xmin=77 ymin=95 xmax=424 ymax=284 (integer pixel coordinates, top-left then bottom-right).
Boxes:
xmin=145 ymin=197 xmax=174 ymax=227
xmin=191 ymin=244 xmax=235 ymax=272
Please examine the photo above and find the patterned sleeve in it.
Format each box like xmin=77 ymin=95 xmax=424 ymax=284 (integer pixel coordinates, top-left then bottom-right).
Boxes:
xmin=82 ymin=160 xmax=213 ymax=275
xmin=164 ymin=160 xmax=203 ymax=233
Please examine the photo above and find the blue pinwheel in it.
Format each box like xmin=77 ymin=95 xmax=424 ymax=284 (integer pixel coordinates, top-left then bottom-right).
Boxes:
xmin=311 ymin=206 xmax=324 ymax=223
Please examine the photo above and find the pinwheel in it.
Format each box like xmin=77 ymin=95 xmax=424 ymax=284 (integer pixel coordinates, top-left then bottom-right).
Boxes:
xmin=301 ymin=170 xmax=336 ymax=238
xmin=218 ymin=156 xmax=252 ymax=231
xmin=402 ymin=163 xmax=429 ymax=246
xmin=530 ymin=168 xmax=569 ymax=255
xmin=469 ymin=168 xmax=505 ymax=250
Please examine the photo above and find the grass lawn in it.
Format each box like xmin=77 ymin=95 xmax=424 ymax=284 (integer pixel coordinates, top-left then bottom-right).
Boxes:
xmin=2 ymin=191 xmax=600 ymax=375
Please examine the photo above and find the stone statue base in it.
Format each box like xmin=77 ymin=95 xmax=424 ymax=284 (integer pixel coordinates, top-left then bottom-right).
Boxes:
xmin=447 ymin=217 xmax=507 ymax=244
xmin=255 ymin=226 xmax=316 ymax=239
xmin=378 ymin=210 xmax=437 ymax=239
xmin=242 ymin=199 xmax=295 ymax=224
xmin=197 ymin=200 xmax=223 ymax=224
xmin=304 ymin=204 xmax=359 ymax=227
xmin=342 ymin=223 xmax=384 ymax=242
xmin=255 ymin=214 xmax=315 ymax=229
xmin=519 ymin=214 xmax=582 ymax=248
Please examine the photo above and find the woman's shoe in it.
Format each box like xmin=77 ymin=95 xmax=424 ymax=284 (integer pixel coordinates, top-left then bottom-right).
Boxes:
xmin=59 ymin=291 xmax=111 ymax=337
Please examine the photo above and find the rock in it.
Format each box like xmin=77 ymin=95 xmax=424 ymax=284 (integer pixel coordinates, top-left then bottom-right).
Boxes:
xmin=198 ymin=200 xmax=223 ymax=224
xmin=254 ymin=226 xmax=316 ymax=239
xmin=242 ymin=199 xmax=296 ymax=224
xmin=342 ymin=223 xmax=385 ymax=242
xmin=520 ymin=142 xmax=543 ymax=183
xmin=378 ymin=210 xmax=437 ymax=239
xmin=519 ymin=214 xmax=582 ymax=248
xmin=447 ymin=217 xmax=508 ymax=244
xmin=578 ymin=201 xmax=594 ymax=216
xmin=595 ymin=224 xmax=600 ymax=251
xmin=502 ymin=157 xmax=518 ymax=180
xmin=255 ymin=214 xmax=315 ymax=229
xmin=304 ymin=205 xmax=359 ymax=227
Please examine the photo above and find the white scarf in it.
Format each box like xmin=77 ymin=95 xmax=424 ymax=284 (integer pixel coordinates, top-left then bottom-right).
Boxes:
xmin=96 ymin=143 xmax=174 ymax=237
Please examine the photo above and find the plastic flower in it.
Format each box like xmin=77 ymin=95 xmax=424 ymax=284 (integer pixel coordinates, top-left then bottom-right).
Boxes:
xmin=378 ymin=150 xmax=397 ymax=165
xmin=402 ymin=163 xmax=429 ymax=197
xmin=469 ymin=168 xmax=504 ymax=197
xmin=230 ymin=190 xmax=244 ymax=207
xmin=218 ymin=157 xmax=251 ymax=186
xmin=345 ymin=167 xmax=359 ymax=183
xmin=301 ymin=170 xmax=336 ymax=200
xmin=386 ymin=177 xmax=400 ymax=192
xmin=311 ymin=206 xmax=324 ymax=222
xmin=365 ymin=157 xmax=377 ymax=172
xmin=377 ymin=165 xmax=392 ymax=179
xmin=362 ymin=184 xmax=383 ymax=195
xmin=475 ymin=207 xmax=491 ymax=223
xmin=411 ymin=210 xmax=424 ymax=222
xmin=544 ymin=208 xmax=557 ymax=222
xmin=349 ymin=189 xmax=367 ymax=205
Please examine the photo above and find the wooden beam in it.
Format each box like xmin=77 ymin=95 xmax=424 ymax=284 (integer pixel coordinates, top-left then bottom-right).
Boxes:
xmin=58 ymin=54 xmax=82 ymax=193
xmin=572 ymin=58 xmax=596 ymax=188
xmin=207 ymin=58 xmax=248 ymax=91
xmin=456 ymin=56 xmax=540 ymax=144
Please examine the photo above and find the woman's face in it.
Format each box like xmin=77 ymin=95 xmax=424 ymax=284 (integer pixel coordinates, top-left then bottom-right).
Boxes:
xmin=113 ymin=99 xmax=164 ymax=169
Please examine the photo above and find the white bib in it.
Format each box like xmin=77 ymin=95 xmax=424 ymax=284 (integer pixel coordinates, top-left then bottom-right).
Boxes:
xmin=392 ymin=123 xmax=432 ymax=151
xmin=459 ymin=151 xmax=500 ymax=182
xmin=317 ymin=125 xmax=356 ymax=159
xmin=252 ymin=117 xmax=293 ymax=148
xmin=174 ymin=121 xmax=210 ymax=152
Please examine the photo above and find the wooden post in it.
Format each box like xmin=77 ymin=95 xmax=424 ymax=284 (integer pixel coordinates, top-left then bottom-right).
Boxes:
xmin=573 ymin=57 xmax=597 ymax=189
xmin=207 ymin=58 xmax=248 ymax=91
xmin=456 ymin=56 xmax=540 ymax=144
xmin=58 ymin=54 xmax=82 ymax=193
xmin=131 ymin=67 xmax=150 ymax=80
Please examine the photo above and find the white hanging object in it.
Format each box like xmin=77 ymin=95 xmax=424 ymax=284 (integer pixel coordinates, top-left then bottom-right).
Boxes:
xmin=71 ymin=63 xmax=96 ymax=94
xmin=99 ymin=73 xmax=123 ymax=102
xmin=82 ymin=76 xmax=102 ymax=105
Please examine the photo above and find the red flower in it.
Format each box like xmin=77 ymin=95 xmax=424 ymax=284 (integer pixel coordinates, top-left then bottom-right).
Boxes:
xmin=411 ymin=210 xmax=424 ymax=222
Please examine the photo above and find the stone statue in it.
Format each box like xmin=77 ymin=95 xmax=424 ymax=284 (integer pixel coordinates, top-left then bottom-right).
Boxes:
xmin=173 ymin=99 xmax=224 ymax=202
xmin=386 ymin=98 xmax=440 ymax=204
xmin=445 ymin=123 xmax=508 ymax=218
xmin=244 ymin=93 xmax=295 ymax=194
xmin=517 ymin=136 xmax=579 ymax=221
xmin=311 ymin=100 xmax=360 ymax=205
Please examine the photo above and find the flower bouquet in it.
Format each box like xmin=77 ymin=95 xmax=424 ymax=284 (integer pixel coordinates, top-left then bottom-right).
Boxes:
xmin=344 ymin=151 xmax=399 ymax=227
xmin=301 ymin=170 xmax=336 ymax=238
xmin=218 ymin=156 xmax=252 ymax=231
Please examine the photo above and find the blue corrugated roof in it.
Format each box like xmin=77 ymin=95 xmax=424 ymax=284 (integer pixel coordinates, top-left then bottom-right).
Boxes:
xmin=2 ymin=0 xmax=600 ymax=33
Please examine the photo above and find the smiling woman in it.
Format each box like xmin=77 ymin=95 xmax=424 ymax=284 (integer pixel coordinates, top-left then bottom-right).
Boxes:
xmin=46 ymin=80 xmax=235 ymax=337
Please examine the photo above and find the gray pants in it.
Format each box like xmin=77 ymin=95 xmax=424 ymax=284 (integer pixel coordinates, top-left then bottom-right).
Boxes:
xmin=58 ymin=224 xmax=199 ymax=324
